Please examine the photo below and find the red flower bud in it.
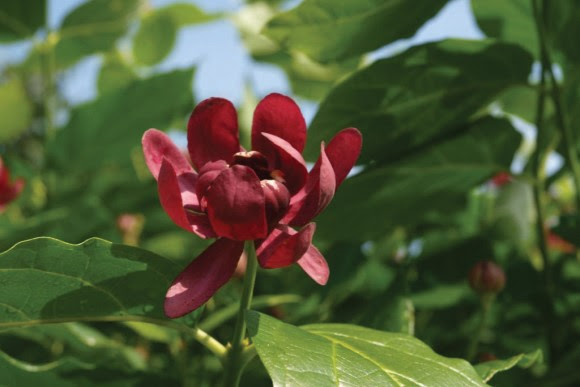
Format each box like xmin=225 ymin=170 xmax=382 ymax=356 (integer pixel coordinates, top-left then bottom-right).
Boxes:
xmin=468 ymin=260 xmax=506 ymax=294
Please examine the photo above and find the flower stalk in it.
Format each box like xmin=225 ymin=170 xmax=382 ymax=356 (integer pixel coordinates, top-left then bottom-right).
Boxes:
xmin=223 ymin=241 xmax=259 ymax=386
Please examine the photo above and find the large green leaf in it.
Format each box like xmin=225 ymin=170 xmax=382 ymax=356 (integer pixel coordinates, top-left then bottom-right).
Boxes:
xmin=305 ymin=39 xmax=533 ymax=164
xmin=247 ymin=311 xmax=485 ymax=386
xmin=471 ymin=0 xmax=537 ymax=57
xmin=48 ymin=68 xmax=194 ymax=172
xmin=263 ymin=0 xmax=449 ymax=63
xmin=0 ymin=237 xmax=191 ymax=329
xmin=474 ymin=350 xmax=542 ymax=382
xmin=0 ymin=0 xmax=45 ymax=42
xmin=315 ymin=116 xmax=521 ymax=241
xmin=0 ymin=77 xmax=33 ymax=144
xmin=55 ymin=0 xmax=141 ymax=68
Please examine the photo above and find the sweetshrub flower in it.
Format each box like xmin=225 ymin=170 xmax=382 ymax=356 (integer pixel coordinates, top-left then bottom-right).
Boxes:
xmin=0 ymin=156 xmax=25 ymax=212
xmin=142 ymin=93 xmax=362 ymax=318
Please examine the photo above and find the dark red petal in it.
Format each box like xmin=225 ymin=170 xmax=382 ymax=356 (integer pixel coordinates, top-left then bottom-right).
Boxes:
xmin=325 ymin=128 xmax=362 ymax=187
xmin=158 ymin=159 xmax=216 ymax=238
xmin=164 ymin=238 xmax=244 ymax=318
xmin=256 ymin=223 xmax=316 ymax=269
xmin=187 ymin=98 xmax=240 ymax=170
xmin=206 ymin=165 xmax=268 ymax=241
xmin=282 ymin=143 xmax=336 ymax=226
xmin=252 ymin=93 xmax=307 ymax=154
xmin=261 ymin=133 xmax=308 ymax=194
xmin=297 ymin=245 xmax=329 ymax=285
xmin=142 ymin=129 xmax=194 ymax=180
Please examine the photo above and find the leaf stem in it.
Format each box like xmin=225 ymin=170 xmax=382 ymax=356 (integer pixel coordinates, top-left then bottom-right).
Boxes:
xmin=533 ymin=0 xmax=580 ymax=209
xmin=222 ymin=241 xmax=259 ymax=387
xmin=466 ymin=294 xmax=493 ymax=361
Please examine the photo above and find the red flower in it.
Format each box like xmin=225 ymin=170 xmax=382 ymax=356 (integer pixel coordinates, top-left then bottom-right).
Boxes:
xmin=142 ymin=93 xmax=362 ymax=318
xmin=0 ymin=156 xmax=25 ymax=212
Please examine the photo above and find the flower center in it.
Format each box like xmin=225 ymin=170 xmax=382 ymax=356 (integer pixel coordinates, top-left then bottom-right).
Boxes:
xmin=232 ymin=151 xmax=284 ymax=182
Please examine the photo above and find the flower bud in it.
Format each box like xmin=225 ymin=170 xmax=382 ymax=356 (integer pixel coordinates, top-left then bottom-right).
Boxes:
xmin=468 ymin=260 xmax=506 ymax=294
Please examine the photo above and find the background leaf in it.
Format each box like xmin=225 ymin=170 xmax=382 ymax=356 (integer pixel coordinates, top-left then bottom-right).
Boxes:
xmin=474 ymin=349 xmax=542 ymax=382
xmin=264 ymin=0 xmax=449 ymax=63
xmin=305 ymin=39 xmax=533 ymax=164
xmin=0 ymin=0 xmax=45 ymax=42
xmin=316 ymin=116 xmax=521 ymax=241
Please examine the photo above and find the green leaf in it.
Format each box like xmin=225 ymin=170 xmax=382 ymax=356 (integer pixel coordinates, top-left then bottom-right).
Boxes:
xmin=471 ymin=0 xmax=537 ymax=57
xmin=305 ymin=39 xmax=533 ymax=164
xmin=131 ymin=2 xmax=215 ymax=66
xmin=48 ymin=68 xmax=194 ymax=172
xmin=263 ymin=0 xmax=449 ymax=63
xmin=132 ymin=11 xmax=176 ymax=66
xmin=474 ymin=350 xmax=542 ymax=382
xmin=0 ymin=0 xmax=45 ymax=42
xmin=97 ymin=54 xmax=138 ymax=95
xmin=0 ymin=77 xmax=33 ymax=144
xmin=0 ymin=237 xmax=192 ymax=329
xmin=55 ymin=0 xmax=141 ymax=68
xmin=247 ymin=311 xmax=485 ymax=386
xmin=156 ymin=3 xmax=215 ymax=27
xmin=316 ymin=116 xmax=521 ymax=241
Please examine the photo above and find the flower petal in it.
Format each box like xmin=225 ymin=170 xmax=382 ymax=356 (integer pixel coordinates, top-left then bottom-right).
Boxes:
xmin=252 ymin=93 xmax=306 ymax=154
xmin=282 ymin=143 xmax=336 ymax=226
xmin=325 ymin=128 xmax=362 ymax=187
xmin=158 ymin=159 xmax=216 ymax=238
xmin=297 ymin=245 xmax=329 ymax=285
xmin=187 ymin=98 xmax=240 ymax=170
xmin=206 ymin=165 xmax=268 ymax=241
xmin=256 ymin=223 xmax=316 ymax=269
xmin=142 ymin=129 xmax=194 ymax=180
xmin=164 ymin=238 xmax=244 ymax=318
xmin=261 ymin=133 xmax=308 ymax=194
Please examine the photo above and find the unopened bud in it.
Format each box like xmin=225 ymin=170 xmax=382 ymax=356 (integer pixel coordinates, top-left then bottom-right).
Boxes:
xmin=468 ymin=260 xmax=506 ymax=294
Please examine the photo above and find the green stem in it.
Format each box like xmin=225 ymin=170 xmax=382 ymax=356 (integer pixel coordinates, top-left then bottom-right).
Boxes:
xmin=466 ymin=294 xmax=493 ymax=361
xmin=532 ymin=0 xmax=558 ymax=365
xmin=222 ymin=241 xmax=258 ymax=387
xmin=199 ymin=294 xmax=300 ymax=332
xmin=533 ymin=0 xmax=580 ymax=209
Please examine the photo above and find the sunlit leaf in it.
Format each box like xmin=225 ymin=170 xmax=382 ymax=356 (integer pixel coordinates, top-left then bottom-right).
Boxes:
xmin=247 ymin=311 xmax=485 ymax=386
xmin=264 ymin=0 xmax=449 ymax=63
